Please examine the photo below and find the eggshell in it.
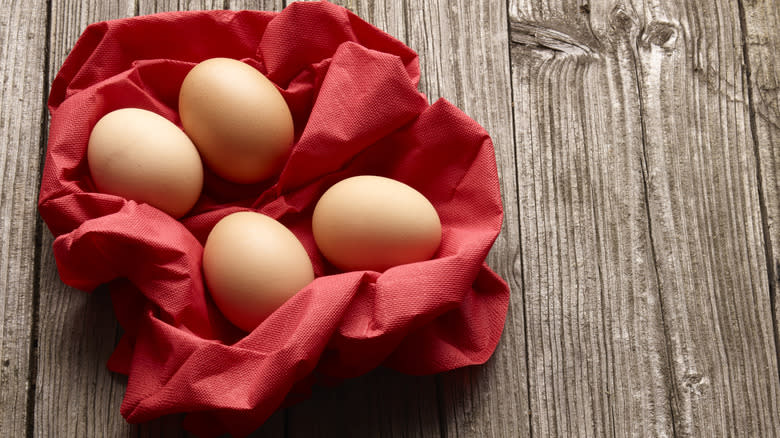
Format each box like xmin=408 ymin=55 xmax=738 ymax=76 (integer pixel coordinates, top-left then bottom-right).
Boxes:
xmin=179 ymin=58 xmax=294 ymax=184
xmin=312 ymin=175 xmax=442 ymax=272
xmin=203 ymin=212 xmax=314 ymax=332
xmin=87 ymin=108 xmax=204 ymax=218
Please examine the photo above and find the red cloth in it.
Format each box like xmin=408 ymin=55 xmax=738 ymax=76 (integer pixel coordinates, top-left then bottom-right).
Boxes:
xmin=38 ymin=2 xmax=509 ymax=436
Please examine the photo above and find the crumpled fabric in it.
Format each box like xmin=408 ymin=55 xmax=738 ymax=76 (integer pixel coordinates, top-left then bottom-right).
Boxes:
xmin=38 ymin=1 xmax=510 ymax=436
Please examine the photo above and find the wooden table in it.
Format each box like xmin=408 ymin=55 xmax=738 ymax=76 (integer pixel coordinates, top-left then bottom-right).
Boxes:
xmin=2 ymin=0 xmax=778 ymax=436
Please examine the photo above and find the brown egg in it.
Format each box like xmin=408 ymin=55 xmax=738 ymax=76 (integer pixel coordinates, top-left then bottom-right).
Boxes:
xmin=179 ymin=58 xmax=294 ymax=184
xmin=203 ymin=212 xmax=314 ymax=332
xmin=87 ymin=108 xmax=203 ymax=218
xmin=312 ymin=176 xmax=442 ymax=272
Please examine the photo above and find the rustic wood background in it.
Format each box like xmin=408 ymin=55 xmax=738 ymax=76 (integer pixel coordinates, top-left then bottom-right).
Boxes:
xmin=1 ymin=0 xmax=778 ymax=436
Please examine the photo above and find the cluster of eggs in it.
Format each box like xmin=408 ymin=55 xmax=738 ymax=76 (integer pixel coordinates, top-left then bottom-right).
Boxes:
xmin=87 ymin=58 xmax=441 ymax=332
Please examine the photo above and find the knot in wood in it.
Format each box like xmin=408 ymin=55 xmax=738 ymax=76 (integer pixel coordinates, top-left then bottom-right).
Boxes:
xmin=640 ymin=21 xmax=679 ymax=50
xmin=609 ymin=5 xmax=637 ymax=33
xmin=682 ymin=372 xmax=707 ymax=397
xmin=510 ymin=22 xmax=597 ymax=58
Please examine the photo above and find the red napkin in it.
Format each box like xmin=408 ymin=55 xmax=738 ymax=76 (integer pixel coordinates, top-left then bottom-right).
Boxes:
xmin=38 ymin=1 xmax=509 ymax=436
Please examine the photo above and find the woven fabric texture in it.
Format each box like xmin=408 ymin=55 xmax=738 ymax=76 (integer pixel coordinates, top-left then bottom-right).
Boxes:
xmin=38 ymin=2 xmax=510 ymax=436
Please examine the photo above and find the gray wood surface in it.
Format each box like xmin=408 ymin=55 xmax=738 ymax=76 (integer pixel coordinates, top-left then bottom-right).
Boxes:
xmin=1 ymin=0 xmax=779 ymax=436
xmin=632 ymin=0 xmax=780 ymax=434
xmin=39 ymin=2 xmax=145 ymax=435
xmin=508 ymin=0 xmax=674 ymax=435
xmin=36 ymin=3 xmax=139 ymax=437
xmin=285 ymin=2 xmax=441 ymax=437
xmin=402 ymin=1 xmax=531 ymax=436
xmin=0 ymin=1 xmax=47 ymax=436
xmin=742 ymin=0 xmax=780 ymax=374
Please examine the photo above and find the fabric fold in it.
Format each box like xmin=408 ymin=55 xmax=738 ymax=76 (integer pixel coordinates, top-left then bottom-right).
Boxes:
xmin=38 ymin=2 xmax=509 ymax=437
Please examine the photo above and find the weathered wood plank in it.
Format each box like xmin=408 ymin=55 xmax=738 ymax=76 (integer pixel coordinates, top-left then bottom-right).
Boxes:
xmin=741 ymin=0 xmax=780 ymax=376
xmin=507 ymin=0 xmax=675 ymax=436
xmin=288 ymin=369 xmax=440 ymax=438
xmin=281 ymin=2 xmax=440 ymax=437
xmin=28 ymin=1 xmax=779 ymax=437
xmin=0 ymin=0 xmax=48 ymax=436
xmin=137 ymin=0 xmax=223 ymax=15
xmin=35 ymin=260 xmax=134 ymax=438
xmin=403 ymin=0 xmax=530 ymax=437
xmin=219 ymin=5 xmax=289 ymax=436
xmin=228 ymin=0 xmax=285 ymax=11
xmin=136 ymin=1 xmax=288 ymax=436
xmin=35 ymin=3 xmax=136 ymax=436
xmin=37 ymin=0 xmax=287 ymax=436
xmin=630 ymin=0 xmax=780 ymax=434
xmin=292 ymin=0 xmax=406 ymax=42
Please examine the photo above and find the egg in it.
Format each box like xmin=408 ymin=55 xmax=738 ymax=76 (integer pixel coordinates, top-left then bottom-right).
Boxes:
xmin=179 ymin=58 xmax=294 ymax=184
xmin=203 ymin=212 xmax=314 ymax=332
xmin=87 ymin=108 xmax=204 ymax=218
xmin=312 ymin=175 xmax=442 ymax=272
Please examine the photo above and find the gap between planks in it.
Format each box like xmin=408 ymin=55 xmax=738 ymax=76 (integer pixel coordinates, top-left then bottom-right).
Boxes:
xmin=25 ymin=0 xmax=53 ymax=432
xmin=736 ymin=0 xmax=780 ymax=384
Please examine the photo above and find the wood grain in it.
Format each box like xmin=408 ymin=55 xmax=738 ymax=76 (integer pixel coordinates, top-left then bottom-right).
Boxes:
xmin=508 ymin=0 xmax=676 ymax=436
xmin=228 ymin=0 xmax=285 ymax=11
xmin=219 ymin=5 xmax=289 ymax=438
xmin=34 ymin=259 xmax=133 ymax=438
xmin=280 ymin=2 xmax=441 ymax=437
xmin=131 ymin=6 xmax=290 ymax=438
xmin=741 ymin=0 xmax=780 ymax=375
xmin=16 ymin=0 xmax=780 ymax=436
xmin=0 ymin=1 xmax=48 ymax=436
xmin=35 ymin=3 xmax=136 ymax=436
xmin=402 ymin=0 xmax=530 ymax=436
xmin=632 ymin=0 xmax=780 ymax=434
xmin=287 ymin=369 xmax=440 ymax=438
xmin=37 ymin=0 xmax=286 ymax=436
xmin=137 ymin=0 xmax=223 ymax=15
xmin=296 ymin=0 xmax=407 ymax=41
